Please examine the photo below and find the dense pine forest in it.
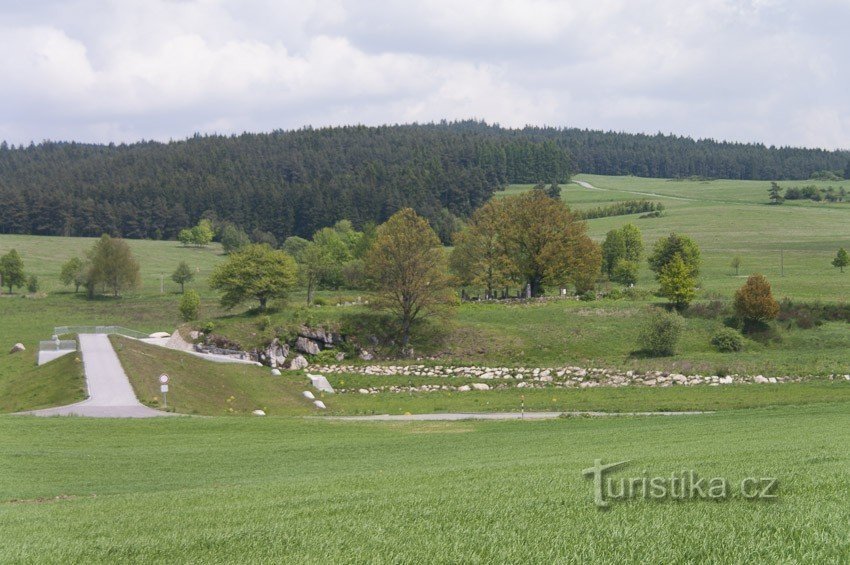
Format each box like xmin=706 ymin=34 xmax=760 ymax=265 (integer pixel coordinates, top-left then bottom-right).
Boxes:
xmin=1 ymin=121 xmax=848 ymax=242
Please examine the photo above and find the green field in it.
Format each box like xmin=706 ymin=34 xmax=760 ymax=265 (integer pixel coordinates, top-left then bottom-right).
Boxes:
xmin=2 ymin=403 xmax=848 ymax=562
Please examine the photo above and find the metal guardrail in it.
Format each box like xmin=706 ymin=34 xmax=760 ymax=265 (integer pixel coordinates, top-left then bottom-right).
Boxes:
xmin=38 ymin=340 xmax=77 ymax=352
xmin=53 ymin=326 xmax=151 ymax=339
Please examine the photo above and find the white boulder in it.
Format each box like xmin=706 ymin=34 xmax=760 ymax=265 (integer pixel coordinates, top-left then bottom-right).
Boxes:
xmin=271 ymin=369 xmax=281 ymax=376
xmin=9 ymin=343 xmax=25 ymax=354
xmin=471 ymin=383 xmax=490 ymax=391
xmin=314 ymin=400 xmax=326 ymax=409
xmin=289 ymin=355 xmax=308 ymax=370
xmin=252 ymin=409 xmax=266 ymax=416
xmin=302 ymin=391 xmax=315 ymax=400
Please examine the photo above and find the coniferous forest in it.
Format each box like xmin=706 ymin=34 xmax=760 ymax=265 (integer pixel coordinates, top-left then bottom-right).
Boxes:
xmin=0 ymin=121 xmax=847 ymax=242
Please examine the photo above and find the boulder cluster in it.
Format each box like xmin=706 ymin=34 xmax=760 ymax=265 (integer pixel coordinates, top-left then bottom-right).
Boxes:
xmin=252 ymin=327 xmax=343 ymax=369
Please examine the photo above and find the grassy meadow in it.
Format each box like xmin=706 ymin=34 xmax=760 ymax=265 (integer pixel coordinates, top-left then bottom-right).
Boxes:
xmin=2 ymin=403 xmax=849 ymax=562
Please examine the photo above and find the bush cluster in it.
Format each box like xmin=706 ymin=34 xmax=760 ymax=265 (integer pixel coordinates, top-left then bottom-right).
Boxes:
xmin=710 ymin=328 xmax=743 ymax=352
xmin=639 ymin=309 xmax=683 ymax=357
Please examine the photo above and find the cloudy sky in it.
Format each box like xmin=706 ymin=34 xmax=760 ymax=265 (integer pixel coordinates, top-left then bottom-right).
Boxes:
xmin=1 ymin=0 xmax=848 ymax=149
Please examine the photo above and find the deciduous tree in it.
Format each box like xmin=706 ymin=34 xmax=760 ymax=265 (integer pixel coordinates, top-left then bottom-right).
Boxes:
xmin=86 ymin=234 xmax=141 ymax=297
xmin=734 ymin=273 xmax=779 ymax=329
xmin=497 ymin=191 xmax=601 ymax=295
xmin=658 ymin=254 xmax=696 ymax=309
xmin=366 ymin=208 xmax=456 ymax=348
xmin=832 ymin=248 xmax=849 ymax=273
xmin=209 ymin=244 xmax=297 ymax=310
xmin=449 ymin=200 xmax=511 ymax=296
xmin=648 ymin=233 xmax=701 ymax=279
xmin=171 ymin=261 xmax=194 ymax=293
xmin=60 ymin=256 xmax=86 ymax=293
xmin=0 ymin=249 xmax=24 ymax=294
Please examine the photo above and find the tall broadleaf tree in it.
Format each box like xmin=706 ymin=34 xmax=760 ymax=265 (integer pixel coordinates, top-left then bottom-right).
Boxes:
xmin=209 ymin=244 xmax=298 ymax=310
xmin=366 ymin=208 xmax=456 ymax=348
xmin=0 ymin=249 xmax=25 ymax=294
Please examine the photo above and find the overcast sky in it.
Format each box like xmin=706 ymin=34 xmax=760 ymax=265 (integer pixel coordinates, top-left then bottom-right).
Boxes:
xmin=1 ymin=0 xmax=848 ymax=149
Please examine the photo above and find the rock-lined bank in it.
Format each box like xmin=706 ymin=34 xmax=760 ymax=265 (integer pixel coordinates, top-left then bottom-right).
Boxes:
xmin=314 ymin=364 xmax=850 ymax=394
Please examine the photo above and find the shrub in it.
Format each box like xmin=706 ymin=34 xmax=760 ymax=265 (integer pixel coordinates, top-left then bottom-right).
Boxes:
xmin=201 ymin=321 xmax=215 ymax=334
xmin=26 ymin=275 xmax=39 ymax=293
xmin=579 ymin=290 xmax=596 ymax=301
xmin=179 ymin=290 xmax=201 ymax=322
xmin=623 ymin=287 xmax=650 ymax=301
xmin=710 ymin=328 xmax=743 ymax=352
xmin=258 ymin=315 xmax=272 ymax=331
xmin=686 ymin=300 xmax=729 ymax=319
xmin=638 ymin=309 xmax=683 ymax=356
xmin=313 ymin=297 xmax=328 ymax=306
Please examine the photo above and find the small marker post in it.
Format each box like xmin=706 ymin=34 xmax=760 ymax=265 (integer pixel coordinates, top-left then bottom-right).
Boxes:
xmin=159 ymin=374 xmax=169 ymax=408
xmin=521 ymin=394 xmax=525 ymax=420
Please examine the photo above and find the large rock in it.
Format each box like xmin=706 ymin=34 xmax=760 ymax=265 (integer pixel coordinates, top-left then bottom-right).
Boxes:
xmin=9 ymin=343 xmax=25 ymax=354
xmin=265 ymin=338 xmax=290 ymax=368
xmin=359 ymin=350 xmax=374 ymax=361
xmin=299 ymin=326 xmax=335 ymax=347
xmin=149 ymin=331 xmax=171 ymax=339
xmin=289 ymin=355 xmax=309 ymax=370
xmin=295 ymin=336 xmax=320 ymax=355
xmin=270 ymin=369 xmax=281 ymax=376
xmin=471 ymin=383 xmax=490 ymax=391
xmin=252 ymin=409 xmax=266 ymax=416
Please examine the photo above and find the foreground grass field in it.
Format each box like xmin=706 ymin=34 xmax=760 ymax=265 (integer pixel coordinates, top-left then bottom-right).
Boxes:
xmin=2 ymin=403 xmax=848 ymax=562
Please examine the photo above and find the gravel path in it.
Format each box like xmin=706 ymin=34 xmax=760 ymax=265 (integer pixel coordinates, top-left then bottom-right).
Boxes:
xmin=21 ymin=334 xmax=174 ymax=418
xmin=325 ymin=410 xmax=710 ymax=421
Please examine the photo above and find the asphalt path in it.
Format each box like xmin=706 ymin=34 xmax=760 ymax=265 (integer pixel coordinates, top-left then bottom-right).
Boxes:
xmin=21 ymin=334 xmax=174 ymax=418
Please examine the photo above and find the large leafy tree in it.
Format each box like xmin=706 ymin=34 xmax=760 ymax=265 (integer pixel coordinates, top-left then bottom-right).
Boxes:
xmin=209 ymin=244 xmax=297 ymax=310
xmin=496 ymin=191 xmax=600 ymax=296
xmin=0 ymin=249 xmax=25 ymax=294
xmin=658 ymin=254 xmax=696 ymax=309
xmin=293 ymin=242 xmax=335 ymax=305
xmin=86 ymin=234 xmax=141 ymax=297
xmin=366 ymin=208 xmax=456 ymax=347
xmin=648 ymin=233 xmax=701 ymax=279
xmin=601 ymin=229 xmax=626 ymax=277
xmin=449 ymin=200 xmax=511 ymax=296
xmin=59 ymin=256 xmax=87 ymax=293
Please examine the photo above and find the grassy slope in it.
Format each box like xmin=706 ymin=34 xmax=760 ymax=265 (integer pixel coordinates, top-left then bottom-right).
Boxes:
xmin=111 ymin=337 xmax=318 ymax=416
xmin=0 ymin=353 xmax=85 ymax=412
xmin=1 ymin=403 xmax=848 ymax=562
xmin=114 ymin=331 xmax=850 ymax=417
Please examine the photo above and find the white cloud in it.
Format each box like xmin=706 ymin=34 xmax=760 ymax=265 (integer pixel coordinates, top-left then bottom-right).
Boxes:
xmin=0 ymin=0 xmax=848 ymax=149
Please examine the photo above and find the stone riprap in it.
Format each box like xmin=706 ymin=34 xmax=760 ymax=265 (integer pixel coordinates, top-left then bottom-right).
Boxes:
xmin=312 ymin=364 xmax=848 ymax=395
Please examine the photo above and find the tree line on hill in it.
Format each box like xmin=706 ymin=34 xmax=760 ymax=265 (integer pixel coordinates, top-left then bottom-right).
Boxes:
xmin=1 ymin=121 xmax=848 ymax=243
xmin=0 ymin=123 xmax=570 ymax=243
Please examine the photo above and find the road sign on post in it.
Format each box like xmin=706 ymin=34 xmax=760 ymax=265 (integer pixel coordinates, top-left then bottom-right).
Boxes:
xmin=159 ymin=374 xmax=169 ymax=408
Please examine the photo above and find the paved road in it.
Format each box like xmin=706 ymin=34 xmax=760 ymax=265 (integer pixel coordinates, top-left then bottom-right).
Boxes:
xmin=326 ymin=410 xmax=710 ymax=422
xmin=21 ymin=334 xmax=173 ymax=418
